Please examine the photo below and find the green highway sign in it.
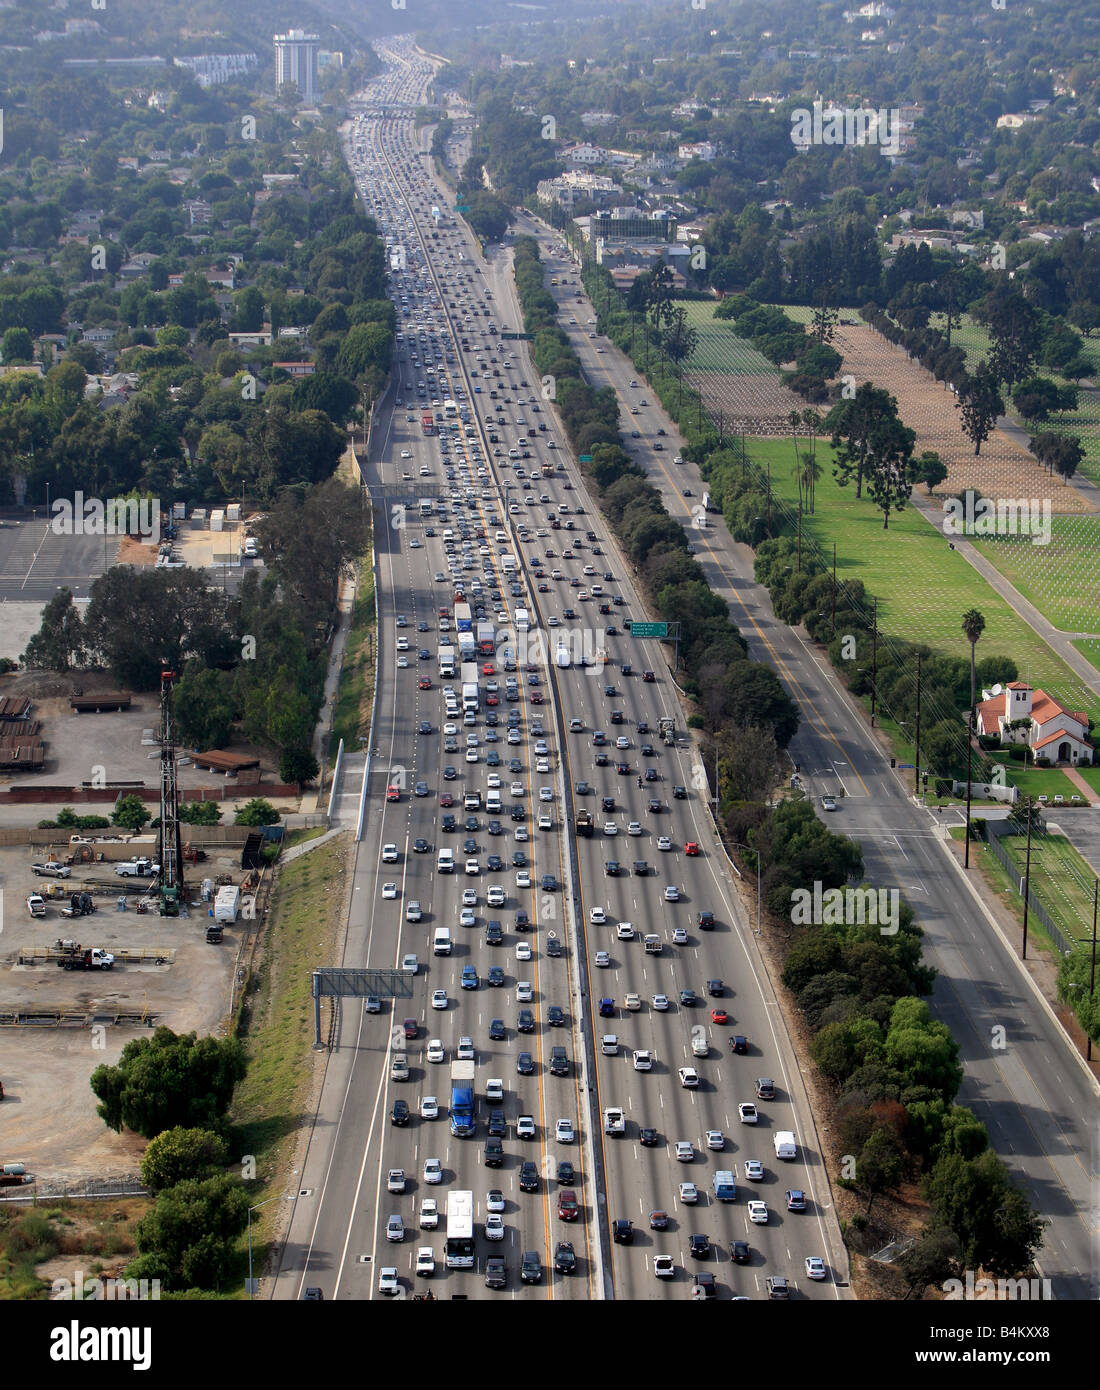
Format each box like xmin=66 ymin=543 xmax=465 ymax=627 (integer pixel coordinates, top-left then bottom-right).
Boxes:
xmin=578 ymin=454 xmax=593 ymax=463
xmin=501 ymin=331 xmax=534 ymax=340
xmin=630 ymin=622 xmax=668 ymax=639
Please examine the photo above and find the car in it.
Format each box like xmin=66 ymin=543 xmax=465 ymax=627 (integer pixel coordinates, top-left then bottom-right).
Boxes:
xmin=378 ymin=1266 xmax=400 ymax=1295
xmin=679 ymin=988 xmax=696 ymax=1006
xmin=485 ymin=1212 xmax=506 ymax=1242
xmin=459 ymin=908 xmax=476 ymax=928
xmin=617 ymin=922 xmax=634 ymax=941
xmin=423 ymin=1157 xmax=442 ymax=1185
xmin=485 ymin=1256 xmax=508 ymax=1289
xmin=386 ymin=1214 xmax=404 ymax=1242
xmin=656 ymin=836 xmax=672 ymax=851
xmin=413 ymin=837 xmax=430 ymax=853
xmin=383 ymin=844 xmax=399 ymax=864
xmin=711 ymin=1008 xmax=729 ymax=1025
xmin=730 ymin=1035 xmax=749 ymax=1054
xmin=555 ymin=1241 xmax=576 ymax=1274
xmin=684 ymin=841 xmax=700 ymax=857
xmin=653 ymin=1254 xmax=675 ymax=1279
xmin=590 ymin=906 xmax=607 ymax=924
xmin=421 ymin=1095 xmax=439 ymax=1120
xmin=706 ymin=1129 xmax=725 ymax=1150
xmin=419 ymin=1198 xmax=440 ymax=1230
xmin=485 ymin=1078 xmax=504 ymax=1104
xmin=744 ymin=1159 xmax=765 ymax=1181
xmin=517 ymin=1051 xmax=535 ymax=1075
xmin=612 ymin=1218 xmax=634 ymax=1245
xmin=679 ymin=1182 xmax=699 ymax=1204
xmin=738 ymin=1102 xmax=759 ymax=1124
xmin=632 ymin=1125 xmax=656 ymax=1147
xmin=678 ymin=1067 xmax=699 ymax=1088
xmin=756 ymin=1077 xmax=776 ymax=1099
xmin=747 ymin=1200 xmax=769 ymax=1224
xmin=633 ymin=1049 xmax=653 ymax=1071
xmin=488 ymin=1017 xmax=506 ymax=1041
xmin=457 ymin=1036 xmax=475 ymax=1060
xmin=822 ymin=795 xmax=837 ymax=811
xmin=804 ymin=1255 xmax=828 ymax=1281
xmin=643 ymin=670 xmax=655 ymax=682
xmin=517 ymin=1115 xmax=536 ymax=1139
xmin=595 ymin=950 xmax=611 ymax=967
xmin=766 ymin=1275 xmax=791 ymax=1299
xmin=391 ymin=1099 xmax=410 ymax=1126
xmin=786 ymin=1189 xmax=807 ymax=1212
xmin=689 ymin=1233 xmax=710 ymax=1260
xmin=605 ymin=861 xmax=621 ymax=877
xmin=672 ymin=927 xmax=688 ymax=945
xmin=603 ymin=822 xmax=618 ymax=836
xmin=727 ymin=1239 xmax=750 ymax=1267
xmin=519 ymin=1160 xmax=540 ymax=1192
xmin=653 ymin=994 xmax=669 ymax=1012
xmin=547 ymin=1005 xmax=565 ymax=1027
xmin=521 ymin=1250 xmax=541 ymax=1283
xmin=515 ymin=869 xmax=531 ymax=888
xmin=556 ymin=1118 xmax=575 ymax=1143
xmin=431 ymin=989 xmax=448 ymax=1010
xmin=364 ymin=993 xmax=382 ymax=1014
xmin=427 ymin=1038 xmax=445 ymax=1063
xmin=486 ymin=1188 xmax=506 ymax=1214
xmin=624 ymin=992 xmax=641 ymax=1011
xmin=675 ymin=1140 xmax=695 ymax=1162
xmin=381 ymin=881 xmax=398 ymax=900
xmin=516 ymin=980 xmax=533 ymax=1002
xmin=557 ymin=1189 xmax=579 ymax=1221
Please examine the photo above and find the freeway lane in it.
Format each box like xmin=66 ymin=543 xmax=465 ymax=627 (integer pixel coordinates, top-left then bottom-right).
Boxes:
xmin=512 ymin=211 xmax=1100 ymax=1298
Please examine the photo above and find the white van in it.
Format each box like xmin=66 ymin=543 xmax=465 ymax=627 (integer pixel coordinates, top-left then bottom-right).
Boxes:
xmin=433 ymin=927 xmax=453 ymax=955
xmin=437 ymin=848 xmax=455 ymax=873
xmin=486 ymin=791 xmax=502 ymax=814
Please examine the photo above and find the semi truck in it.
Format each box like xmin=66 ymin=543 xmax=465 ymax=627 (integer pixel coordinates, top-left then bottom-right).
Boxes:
xmin=476 ymin=621 xmax=495 ymax=656
xmin=461 ymin=682 xmax=479 ymax=713
xmin=457 ymin=631 xmax=475 ymax=661
xmin=454 ymin=602 xmax=473 ymax=633
xmin=514 ymin=606 xmax=529 ymax=633
xmin=450 ymin=1061 xmax=476 ymax=1136
xmin=438 ymin=645 xmax=456 ymax=678
xmin=575 ymin=809 xmax=593 ymax=837
xmin=421 ymin=412 xmax=435 ymax=434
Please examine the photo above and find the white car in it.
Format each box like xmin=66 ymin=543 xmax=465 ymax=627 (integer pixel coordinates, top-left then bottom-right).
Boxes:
xmin=462 ymin=887 xmax=478 ymax=906
xmin=460 ymin=908 xmax=475 ymax=927
xmin=653 ymin=1254 xmax=675 ymax=1279
xmin=556 ymin=1118 xmax=575 ymax=1143
xmin=747 ymin=1200 xmax=769 ymax=1225
xmin=516 ymin=981 xmax=533 ymax=1002
xmin=675 ymin=1141 xmax=695 ymax=1162
xmin=616 ymin=923 xmax=635 ymax=940
xmin=427 ymin=1039 xmax=445 ymax=1063
xmin=510 ymin=781 xmax=524 ymax=798
xmin=420 ymin=1199 xmax=439 ymax=1229
xmin=517 ymin=1115 xmax=536 ymax=1139
xmin=538 ymin=786 xmax=553 ymax=802
xmin=406 ymin=901 xmax=422 ymax=922
xmin=485 ymin=1213 xmax=506 ymax=1241
xmin=487 ymin=773 xmax=501 ymax=789
xmin=387 ymin=1168 xmax=406 ymax=1194
xmin=678 ymin=1067 xmax=699 ymax=1088
xmin=457 ymin=1036 xmax=475 ymax=1060
xmin=705 ymin=1129 xmax=725 ymax=1150
xmin=465 ymin=748 xmax=478 ymax=763
xmin=595 ymin=950 xmax=611 ymax=967
xmin=382 ymin=881 xmax=398 ymax=899
xmin=486 ymin=1189 xmax=506 ymax=1213
xmin=421 ymin=1095 xmax=439 ymax=1120
xmin=678 ymin=1182 xmax=699 ymax=1204
xmin=656 ymin=836 xmax=672 ymax=851
xmin=633 ymin=1049 xmax=653 ymax=1071
xmin=805 ymin=1256 xmax=828 ymax=1281
xmin=431 ymin=989 xmax=448 ymax=1010
xmin=383 ymin=844 xmax=399 ymax=863
xmin=401 ymin=953 xmax=418 ymax=974
xmin=745 ymin=1159 xmax=765 ymax=1181
xmin=466 ymin=858 xmax=480 ymax=875
xmin=603 ymin=822 xmax=618 ymax=836
xmin=516 ymin=870 xmax=532 ymax=889
xmin=664 ymin=885 xmax=680 ymax=902
xmin=386 ymin=1215 xmax=404 ymax=1242
xmin=653 ymin=993 xmax=669 ymax=1011
xmin=423 ymin=1157 xmax=443 ymax=1184
xmin=378 ymin=1265 xmax=400 ymax=1295
xmin=672 ymin=927 xmax=688 ymax=944
xmin=487 ymin=885 xmax=505 ymax=906
xmin=625 ymin=992 xmax=641 ymax=1011
xmin=415 ymin=1247 xmax=435 ymax=1278
xmin=396 ymin=636 xmax=409 ymax=650
xmin=590 ymin=907 xmax=607 ymax=924
xmin=486 ymin=1078 xmax=504 ymax=1102
xmin=738 ymin=1102 xmax=759 ymax=1124
xmin=615 ymin=736 xmax=629 ymax=750
xmin=627 ymin=822 xmax=642 ymax=836
xmin=516 ymin=941 xmax=532 ymax=961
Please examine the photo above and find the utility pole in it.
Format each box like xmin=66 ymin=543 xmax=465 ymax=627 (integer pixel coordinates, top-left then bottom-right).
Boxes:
xmin=1089 ymin=879 xmax=1097 ymax=1061
xmin=964 ymin=705 xmax=973 ymax=868
xmin=831 ymin=542 xmax=836 ymax=637
xmin=797 ymin=499 xmax=802 ymax=574
xmin=914 ymin=650 xmax=921 ymax=798
xmin=870 ymin=598 xmax=878 ymax=727
xmin=1021 ymin=803 xmax=1033 ymax=960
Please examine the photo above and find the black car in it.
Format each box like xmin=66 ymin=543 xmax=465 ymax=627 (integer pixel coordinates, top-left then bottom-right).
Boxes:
xmin=606 ymin=860 xmax=621 ymax=877
xmin=485 ymin=1257 xmax=507 ymax=1289
xmin=486 ymin=925 xmax=504 ymax=948
xmin=647 ymin=797 xmax=661 ymax=813
xmin=689 ymin=1234 xmax=710 ymax=1259
xmin=517 ymin=1051 xmax=535 ymax=1074
xmin=516 ymin=911 xmax=530 ymax=931
xmin=708 ymin=979 xmax=724 ymax=996
xmin=612 ymin=1219 xmax=634 ymax=1245
xmin=680 ymin=989 xmax=697 ymax=1007
xmin=672 ymin=785 xmax=687 ymax=799
xmin=575 ymin=780 xmax=591 ymax=795
xmin=517 ymin=1008 xmax=535 ymax=1033
xmin=557 ymin=1159 xmax=575 ymax=1185
xmin=488 ymin=1108 xmax=507 ymax=1137
xmin=540 ymin=874 xmax=556 ymax=892
xmin=488 ymin=819 xmax=503 ymax=836
xmin=731 ymin=1240 xmax=751 ymax=1265
xmin=546 ymin=935 xmax=562 ymax=957
xmin=609 ymin=710 xmax=623 ymax=725
xmin=604 ymin=685 xmax=616 ymax=697
xmin=465 ymin=816 xmax=480 ymax=832
xmin=549 ymin=1045 xmax=569 ymax=1076
xmin=594 ymin=752 xmax=609 ymax=767
xmin=601 ymin=796 xmax=616 ymax=812
xmin=644 ymin=767 xmax=658 ymax=782
xmin=730 ymin=1034 xmax=749 ymax=1054
xmin=692 ymin=1271 xmax=716 ymax=1298
xmin=511 ymin=805 xmax=526 ymax=822
xmin=519 ymin=1160 xmax=539 ymax=1191
xmin=488 ymin=1018 xmax=506 ymax=1041
xmin=509 ymin=759 xmax=522 ymax=773
xmin=391 ymin=1099 xmax=410 ymax=1126
xmin=632 ymin=861 xmax=650 ymax=876
xmin=488 ymin=854 xmax=504 ymax=871
xmin=442 ymin=814 xmax=457 ymax=832
xmin=638 ymin=1127 xmax=658 ymax=1147
xmin=413 ymin=837 xmax=430 ymax=853
xmin=555 ymin=1241 xmax=576 ymax=1275
xmin=484 ymin=1137 xmax=504 ymax=1168
xmin=698 ymin=911 xmax=715 ymax=929
xmin=512 ymin=851 xmax=527 ymax=867
xmin=417 ymin=720 xmax=432 ymax=735
xmin=463 ymin=838 xmax=479 ymax=855
xmin=521 ymin=1250 xmax=541 ymax=1283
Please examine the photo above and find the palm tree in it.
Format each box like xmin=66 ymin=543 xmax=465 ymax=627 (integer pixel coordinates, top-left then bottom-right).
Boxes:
xmin=961 ymin=609 xmax=986 ymax=717
xmin=789 ymin=411 xmax=803 ymax=511
xmin=801 ymin=409 xmax=822 ymax=512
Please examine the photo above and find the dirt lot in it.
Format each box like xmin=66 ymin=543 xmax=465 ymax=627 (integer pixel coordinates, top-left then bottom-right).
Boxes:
xmin=0 ymin=834 xmax=252 ymax=1181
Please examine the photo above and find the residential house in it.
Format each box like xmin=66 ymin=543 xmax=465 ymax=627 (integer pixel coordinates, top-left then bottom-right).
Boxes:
xmin=977 ymin=682 xmax=1093 ymax=765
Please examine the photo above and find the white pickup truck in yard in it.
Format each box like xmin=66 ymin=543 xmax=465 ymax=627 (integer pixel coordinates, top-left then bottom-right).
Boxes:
xmin=115 ymin=858 xmax=160 ymax=877
xmin=31 ymin=862 xmax=70 ymax=878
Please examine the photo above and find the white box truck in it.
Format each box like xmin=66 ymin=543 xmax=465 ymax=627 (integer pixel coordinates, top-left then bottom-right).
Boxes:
xmin=214 ymin=885 xmax=241 ymax=923
xmin=774 ymin=1131 xmax=797 ymax=1161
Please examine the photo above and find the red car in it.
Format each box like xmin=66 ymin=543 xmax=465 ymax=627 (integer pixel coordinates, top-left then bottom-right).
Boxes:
xmin=386 ymin=785 xmax=400 ymax=802
xmin=711 ymin=1008 xmax=729 ymax=1025
xmin=418 ymin=677 xmax=431 ymax=690
xmin=642 ymin=670 xmax=656 ymax=683
xmin=531 ymin=692 xmax=543 ymax=704
xmin=538 ymin=583 xmax=550 ymax=592
xmin=440 ymin=792 xmax=454 ymax=807
xmin=486 ymin=693 xmax=499 ymax=706
xmin=684 ymin=842 xmax=700 ymax=857
xmin=402 ymin=1017 xmax=418 ymax=1039
xmin=557 ymin=1189 xmax=579 ymax=1221
xmin=482 ymin=662 xmax=495 ymax=675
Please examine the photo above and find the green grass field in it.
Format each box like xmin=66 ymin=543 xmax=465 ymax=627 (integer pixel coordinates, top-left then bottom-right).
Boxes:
xmin=1072 ymin=638 xmax=1100 ymax=676
xmin=1073 ymin=765 xmax=1100 ymax=795
xmin=741 ymin=434 xmax=1100 ymax=728
xmin=986 ymin=755 xmax=1088 ymax=803
xmin=683 ymin=301 xmax=784 ymax=375
xmin=995 ymin=833 xmax=1099 ymax=946
xmin=970 ymin=517 xmax=1100 ymax=634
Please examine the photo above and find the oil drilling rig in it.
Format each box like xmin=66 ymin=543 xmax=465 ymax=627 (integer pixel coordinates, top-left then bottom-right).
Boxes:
xmin=156 ymin=669 xmax=184 ymax=915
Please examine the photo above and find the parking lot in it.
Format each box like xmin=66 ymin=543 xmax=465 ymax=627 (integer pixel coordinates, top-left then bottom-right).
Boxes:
xmin=0 ymin=515 xmax=113 ymax=603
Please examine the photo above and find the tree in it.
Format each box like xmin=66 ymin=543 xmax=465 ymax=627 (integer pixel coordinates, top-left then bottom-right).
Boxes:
xmin=914 ymin=450 xmax=947 ymax=495
xmin=132 ymin=1175 xmax=250 ymax=1293
xmin=961 ymin=610 xmax=985 ymax=717
xmin=858 ymin=1126 xmax=907 ymax=1218
xmin=715 ymin=724 xmax=780 ymax=804
xmin=1030 ymin=431 xmax=1084 ymax=481
xmin=234 ymin=797 xmax=280 ymax=826
xmin=1012 ymin=376 xmax=1077 ymax=422
xmin=810 ymin=295 xmax=838 ymax=345
xmin=897 ymin=1225 xmax=962 ymax=1299
xmin=957 ymin=364 xmax=1004 ymax=456
xmin=663 ymin=305 xmax=698 ymax=413
xmin=279 ymin=743 xmax=319 ymax=787
xmin=174 ymin=667 xmax=236 ymax=749
xmin=111 ymin=793 xmax=150 ymax=832
xmin=23 ymin=587 xmax=85 ymax=670
xmin=179 ymin=801 xmax=222 ymax=825
xmin=140 ymin=1127 xmax=229 ymax=1195
xmin=978 ymin=283 xmax=1042 ymax=389
xmin=923 ymin=1150 xmax=1043 ymax=1277
xmin=864 ymin=413 xmax=916 ymax=529
xmin=827 ymin=382 xmax=899 ymax=500
xmin=90 ymin=1027 xmax=246 ymax=1138
xmin=1 ymin=326 xmax=34 ymax=363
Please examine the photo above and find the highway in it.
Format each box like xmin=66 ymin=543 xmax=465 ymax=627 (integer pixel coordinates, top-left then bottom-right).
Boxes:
xmin=269 ymin=36 xmax=1097 ymax=1303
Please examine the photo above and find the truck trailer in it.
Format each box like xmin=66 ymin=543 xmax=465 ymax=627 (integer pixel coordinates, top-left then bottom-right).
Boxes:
xmin=450 ymin=1061 xmax=476 ymax=1136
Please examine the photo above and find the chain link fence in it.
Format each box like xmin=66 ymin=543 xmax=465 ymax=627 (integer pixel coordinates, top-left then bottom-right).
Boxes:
xmin=986 ymin=819 xmax=1074 ymax=956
